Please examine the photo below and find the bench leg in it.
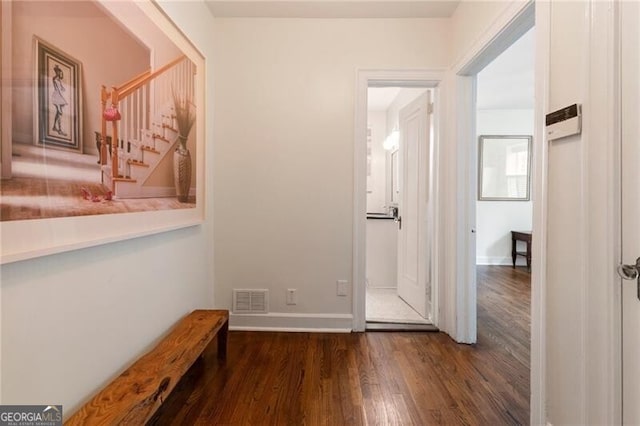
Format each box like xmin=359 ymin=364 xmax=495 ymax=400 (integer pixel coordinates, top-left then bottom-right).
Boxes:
xmin=217 ymin=319 xmax=228 ymax=360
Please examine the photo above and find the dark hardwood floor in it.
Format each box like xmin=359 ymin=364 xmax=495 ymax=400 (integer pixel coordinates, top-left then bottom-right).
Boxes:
xmin=151 ymin=266 xmax=530 ymax=425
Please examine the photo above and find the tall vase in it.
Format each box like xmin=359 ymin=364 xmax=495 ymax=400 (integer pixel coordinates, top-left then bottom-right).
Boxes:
xmin=173 ymin=136 xmax=192 ymax=203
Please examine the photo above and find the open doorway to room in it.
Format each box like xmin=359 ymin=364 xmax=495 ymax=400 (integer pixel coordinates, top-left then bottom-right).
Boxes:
xmin=364 ymin=86 xmax=437 ymax=330
xmin=353 ymin=70 xmax=444 ymax=333
xmin=474 ymin=25 xmax=534 ymax=408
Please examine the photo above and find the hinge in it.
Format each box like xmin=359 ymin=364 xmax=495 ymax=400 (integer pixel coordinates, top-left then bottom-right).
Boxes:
xmin=427 ymin=102 xmax=434 ymax=114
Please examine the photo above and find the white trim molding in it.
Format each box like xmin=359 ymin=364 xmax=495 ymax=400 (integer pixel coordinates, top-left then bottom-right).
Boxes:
xmin=229 ymin=312 xmax=353 ymax=333
xmin=476 ymin=257 xmax=528 ymax=266
xmin=453 ymin=0 xmax=536 ymax=342
xmin=582 ymin=0 xmax=621 ymax=422
xmin=453 ymin=1 xmax=536 ymax=75
xmin=450 ymin=0 xmax=535 ymax=346
xmin=353 ymin=69 xmax=445 ymax=333
xmin=531 ymin=2 xmax=550 ymax=424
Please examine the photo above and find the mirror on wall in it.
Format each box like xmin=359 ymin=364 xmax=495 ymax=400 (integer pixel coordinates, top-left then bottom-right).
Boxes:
xmin=478 ymin=135 xmax=532 ymax=201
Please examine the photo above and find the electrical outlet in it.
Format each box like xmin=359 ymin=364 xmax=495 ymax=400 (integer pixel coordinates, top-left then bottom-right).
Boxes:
xmin=336 ymin=280 xmax=348 ymax=296
xmin=286 ymin=288 xmax=297 ymax=305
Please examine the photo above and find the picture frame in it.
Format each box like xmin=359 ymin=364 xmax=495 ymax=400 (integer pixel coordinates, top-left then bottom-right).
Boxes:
xmin=478 ymin=135 xmax=532 ymax=201
xmin=35 ymin=37 xmax=83 ymax=152
xmin=0 ymin=0 xmax=206 ymax=264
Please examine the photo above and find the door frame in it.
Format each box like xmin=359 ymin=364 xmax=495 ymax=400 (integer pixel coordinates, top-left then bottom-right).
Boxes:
xmin=453 ymin=0 xmax=536 ymax=340
xmin=353 ymin=69 xmax=444 ymax=332
xmin=619 ymin=1 xmax=635 ymax=421
xmin=449 ymin=0 xmax=545 ymax=424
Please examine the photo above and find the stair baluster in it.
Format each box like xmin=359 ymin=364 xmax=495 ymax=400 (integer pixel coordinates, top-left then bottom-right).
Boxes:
xmin=100 ymin=55 xmax=194 ymax=198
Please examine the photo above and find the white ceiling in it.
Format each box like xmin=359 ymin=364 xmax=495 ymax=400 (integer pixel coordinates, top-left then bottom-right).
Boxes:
xmin=476 ymin=27 xmax=535 ymax=110
xmin=205 ymin=0 xmax=460 ymax=19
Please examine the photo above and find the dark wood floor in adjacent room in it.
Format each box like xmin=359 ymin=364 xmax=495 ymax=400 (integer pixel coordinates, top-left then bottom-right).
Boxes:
xmin=151 ymin=266 xmax=530 ymax=425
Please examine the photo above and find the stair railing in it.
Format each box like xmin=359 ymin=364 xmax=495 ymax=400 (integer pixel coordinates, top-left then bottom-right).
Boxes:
xmin=100 ymin=55 xmax=194 ymax=190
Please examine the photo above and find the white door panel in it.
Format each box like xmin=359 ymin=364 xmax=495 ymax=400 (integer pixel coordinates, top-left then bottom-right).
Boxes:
xmin=621 ymin=2 xmax=640 ymax=423
xmin=397 ymin=91 xmax=431 ymax=318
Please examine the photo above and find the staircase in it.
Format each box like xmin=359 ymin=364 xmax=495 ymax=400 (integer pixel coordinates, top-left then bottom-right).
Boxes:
xmin=99 ymin=55 xmax=195 ymax=199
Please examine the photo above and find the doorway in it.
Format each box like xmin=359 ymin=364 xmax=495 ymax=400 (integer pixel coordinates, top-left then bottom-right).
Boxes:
xmin=352 ymin=70 xmax=443 ymax=332
xmin=452 ymin=0 xmax=537 ymax=418
xmin=475 ymin=28 xmax=534 ymax=271
xmin=474 ymin=24 xmax=535 ymax=408
xmin=364 ymin=87 xmax=434 ymax=328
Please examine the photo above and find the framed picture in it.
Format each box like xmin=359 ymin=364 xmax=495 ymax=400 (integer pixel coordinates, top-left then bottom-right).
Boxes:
xmin=0 ymin=0 xmax=206 ymax=264
xmin=35 ymin=38 xmax=83 ymax=152
xmin=478 ymin=135 xmax=532 ymax=201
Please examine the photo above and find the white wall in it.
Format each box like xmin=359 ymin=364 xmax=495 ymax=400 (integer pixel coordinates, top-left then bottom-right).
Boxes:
xmin=476 ymin=109 xmax=533 ymax=265
xmin=98 ymin=0 xmax=181 ymax=67
xmin=450 ymin=1 xmax=511 ymax=68
xmin=213 ymin=18 xmax=449 ymax=329
xmin=366 ymin=110 xmax=387 ymax=214
xmin=0 ymin=0 xmax=216 ymax=417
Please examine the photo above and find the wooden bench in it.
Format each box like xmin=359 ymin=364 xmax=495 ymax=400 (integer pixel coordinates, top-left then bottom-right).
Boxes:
xmin=66 ymin=309 xmax=229 ymax=425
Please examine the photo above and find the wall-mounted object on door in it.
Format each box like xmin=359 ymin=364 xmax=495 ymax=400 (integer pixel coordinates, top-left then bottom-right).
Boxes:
xmin=478 ymin=135 xmax=532 ymax=201
xmin=546 ymin=103 xmax=581 ymax=141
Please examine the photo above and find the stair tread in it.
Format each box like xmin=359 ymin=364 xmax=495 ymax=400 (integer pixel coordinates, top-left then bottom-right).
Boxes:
xmin=141 ymin=146 xmax=161 ymax=154
xmin=162 ymin=124 xmax=179 ymax=133
xmin=153 ymin=134 xmax=173 ymax=143
xmin=113 ymin=177 xmax=137 ymax=183
xmin=127 ymin=159 xmax=149 ymax=167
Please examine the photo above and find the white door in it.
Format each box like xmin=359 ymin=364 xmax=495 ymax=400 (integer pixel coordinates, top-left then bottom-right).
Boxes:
xmin=397 ymin=91 xmax=431 ymax=318
xmin=621 ymin=2 xmax=640 ymax=423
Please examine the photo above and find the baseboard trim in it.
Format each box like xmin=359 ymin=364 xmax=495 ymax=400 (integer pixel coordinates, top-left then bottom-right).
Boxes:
xmin=13 ymin=132 xmax=32 ymax=145
xmin=229 ymin=312 xmax=353 ymax=332
xmin=476 ymin=256 xmax=528 ymax=266
xmin=230 ymin=326 xmax=352 ymax=333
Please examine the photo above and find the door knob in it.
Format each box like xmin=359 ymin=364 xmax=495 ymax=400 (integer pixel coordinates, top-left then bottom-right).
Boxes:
xmin=395 ymin=216 xmax=402 ymax=230
xmin=618 ymin=256 xmax=640 ymax=301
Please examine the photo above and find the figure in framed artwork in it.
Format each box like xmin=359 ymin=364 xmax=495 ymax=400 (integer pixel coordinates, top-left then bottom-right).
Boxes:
xmin=35 ymin=37 xmax=82 ymax=151
xmin=51 ymin=64 xmax=68 ymax=136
